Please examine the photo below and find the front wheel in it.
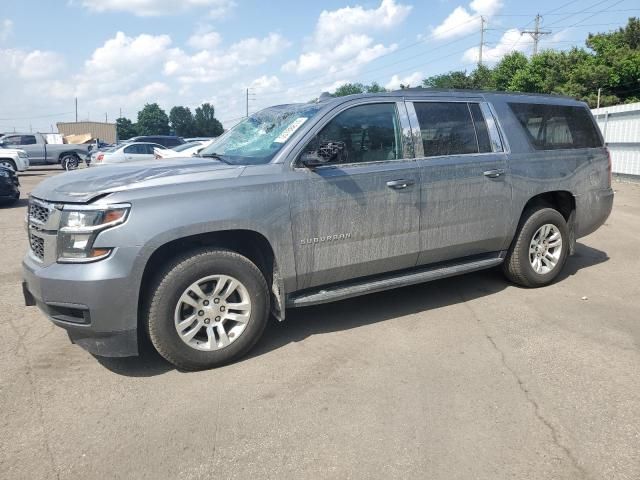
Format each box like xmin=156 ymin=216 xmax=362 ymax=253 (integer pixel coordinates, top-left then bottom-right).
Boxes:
xmin=146 ymin=248 xmax=270 ymax=370
xmin=503 ymin=207 xmax=569 ymax=288
xmin=0 ymin=159 xmax=16 ymax=171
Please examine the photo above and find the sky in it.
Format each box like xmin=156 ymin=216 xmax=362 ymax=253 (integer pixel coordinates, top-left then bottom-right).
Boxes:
xmin=0 ymin=0 xmax=637 ymax=132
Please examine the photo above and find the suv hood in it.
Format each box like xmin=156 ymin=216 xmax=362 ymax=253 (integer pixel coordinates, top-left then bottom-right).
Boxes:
xmin=32 ymin=157 xmax=245 ymax=203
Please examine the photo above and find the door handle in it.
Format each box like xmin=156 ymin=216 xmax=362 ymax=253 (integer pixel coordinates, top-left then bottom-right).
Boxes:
xmin=386 ymin=179 xmax=415 ymax=190
xmin=483 ymin=169 xmax=505 ymax=178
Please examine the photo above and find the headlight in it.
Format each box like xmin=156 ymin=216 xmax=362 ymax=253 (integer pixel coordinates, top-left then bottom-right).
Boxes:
xmin=57 ymin=204 xmax=130 ymax=262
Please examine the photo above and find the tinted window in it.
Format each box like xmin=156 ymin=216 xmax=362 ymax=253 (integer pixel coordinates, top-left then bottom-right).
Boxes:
xmin=304 ymin=103 xmax=401 ymax=164
xmin=21 ymin=135 xmax=37 ymax=145
xmin=508 ymin=103 xmax=602 ymax=150
xmin=164 ymin=138 xmax=182 ymax=147
xmin=414 ymin=102 xmax=478 ymax=157
xmin=469 ymin=103 xmax=492 ymax=153
xmin=3 ymin=136 xmax=21 ymax=145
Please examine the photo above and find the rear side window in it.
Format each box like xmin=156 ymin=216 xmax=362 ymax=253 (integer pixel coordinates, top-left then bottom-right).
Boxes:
xmin=21 ymin=135 xmax=37 ymax=145
xmin=508 ymin=103 xmax=602 ymax=150
xmin=413 ymin=102 xmax=480 ymax=157
xmin=124 ymin=144 xmax=145 ymax=154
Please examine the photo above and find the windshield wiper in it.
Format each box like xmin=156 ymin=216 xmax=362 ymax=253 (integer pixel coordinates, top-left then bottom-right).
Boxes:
xmin=200 ymin=152 xmax=232 ymax=164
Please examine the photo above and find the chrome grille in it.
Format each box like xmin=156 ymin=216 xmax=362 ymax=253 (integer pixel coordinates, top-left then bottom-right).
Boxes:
xmin=29 ymin=201 xmax=51 ymax=224
xmin=30 ymin=233 xmax=45 ymax=260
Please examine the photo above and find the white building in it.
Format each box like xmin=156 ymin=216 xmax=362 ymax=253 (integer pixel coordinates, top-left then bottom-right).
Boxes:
xmin=592 ymin=102 xmax=640 ymax=177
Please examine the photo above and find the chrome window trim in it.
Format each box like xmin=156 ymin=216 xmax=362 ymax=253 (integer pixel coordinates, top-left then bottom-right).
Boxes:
xmin=479 ymin=102 xmax=506 ymax=153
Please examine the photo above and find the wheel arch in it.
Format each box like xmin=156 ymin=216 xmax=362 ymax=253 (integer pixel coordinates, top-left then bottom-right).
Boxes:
xmin=138 ymin=229 xmax=285 ymax=333
xmin=57 ymin=151 xmax=81 ymax=163
xmin=517 ymin=190 xmax=577 ymax=254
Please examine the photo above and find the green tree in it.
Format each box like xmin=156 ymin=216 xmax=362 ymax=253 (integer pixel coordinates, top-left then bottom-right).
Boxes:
xmin=115 ymin=117 xmax=137 ymax=140
xmin=194 ymin=103 xmax=224 ymax=137
xmin=169 ymin=106 xmax=196 ymax=137
xmin=366 ymin=82 xmax=386 ymax=93
xmin=423 ymin=70 xmax=475 ymax=89
xmin=333 ymin=83 xmax=366 ymax=96
xmin=492 ymin=52 xmax=528 ymax=91
xmin=136 ymin=103 xmax=170 ymax=136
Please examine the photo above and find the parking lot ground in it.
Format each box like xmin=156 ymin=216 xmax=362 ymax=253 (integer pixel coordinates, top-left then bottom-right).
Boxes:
xmin=1 ymin=167 xmax=639 ymax=480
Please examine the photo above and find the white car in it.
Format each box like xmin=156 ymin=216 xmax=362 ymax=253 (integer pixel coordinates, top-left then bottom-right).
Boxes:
xmin=154 ymin=140 xmax=214 ymax=159
xmin=0 ymin=144 xmax=30 ymax=172
xmin=92 ymin=142 xmax=169 ymax=166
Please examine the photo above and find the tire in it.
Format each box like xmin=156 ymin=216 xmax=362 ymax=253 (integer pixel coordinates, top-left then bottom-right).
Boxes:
xmin=0 ymin=159 xmax=16 ymax=171
xmin=503 ymin=207 xmax=569 ymax=288
xmin=146 ymin=248 xmax=270 ymax=370
xmin=61 ymin=154 xmax=79 ymax=171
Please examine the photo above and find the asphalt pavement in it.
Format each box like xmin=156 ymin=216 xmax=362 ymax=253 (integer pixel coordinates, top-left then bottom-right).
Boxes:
xmin=1 ymin=167 xmax=638 ymax=479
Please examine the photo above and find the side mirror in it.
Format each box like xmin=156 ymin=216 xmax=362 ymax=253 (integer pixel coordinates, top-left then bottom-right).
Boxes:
xmin=300 ymin=141 xmax=346 ymax=168
xmin=300 ymin=151 xmax=329 ymax=168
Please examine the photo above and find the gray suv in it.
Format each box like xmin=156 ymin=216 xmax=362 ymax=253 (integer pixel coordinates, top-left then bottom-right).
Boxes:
xmin=22 ymin=90 xmax=613 ymax=370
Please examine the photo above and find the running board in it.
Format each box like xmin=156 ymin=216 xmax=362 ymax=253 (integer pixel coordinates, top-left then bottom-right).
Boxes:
xmin=286 ymin=253 xmax=505 ymax=308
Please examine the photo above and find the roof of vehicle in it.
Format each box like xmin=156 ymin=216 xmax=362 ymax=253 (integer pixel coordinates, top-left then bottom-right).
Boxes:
xmin=127 ymin=135 xmax=184 ymax=140
xmin=313 ymin=88 xmax=584 ymax=108
xmin=116 ymin=142 xmax=168 ymax=149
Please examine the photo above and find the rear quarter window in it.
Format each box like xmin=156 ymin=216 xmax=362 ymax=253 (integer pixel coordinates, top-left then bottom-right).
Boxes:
xmin=508 ymin=103 xmax=602 ymax=150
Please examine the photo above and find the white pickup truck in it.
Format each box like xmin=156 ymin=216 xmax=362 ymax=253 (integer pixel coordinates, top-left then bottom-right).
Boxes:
xmin=0 ymin=143 xmax=29 ymax=172
xmin=0 ymin=132 xmax=89 ymax=169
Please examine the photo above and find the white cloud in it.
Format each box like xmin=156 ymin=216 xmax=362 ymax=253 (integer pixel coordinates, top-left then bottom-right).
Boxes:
xmin=0 ymin=19 xmax=12 ymax=42
xmin=78 ymin=0 xmax=236 ymax=17
xmin=165 ymin=33 xmax=290 ymax=84
xmin=385 ymin=71 xmax=423 ymax=90
xmin=462 ymin=28 xmax=531 ymax=64
xmin=431 ymin=0 xmax=503 ymax=40
xmin=187 ymin=30 xmax=221 ymax=50
xmin=19 ymin=50 xmax=65 ymax=79
xmin=283 ymin=0 xmax=409 ymax=76
xmin=314 ymin=0 xmax=412 ymax=46
xmin=249 ymin=75 xmax=281 ymax=93
xmin=0 ymin=48 xmax=64 ymax=79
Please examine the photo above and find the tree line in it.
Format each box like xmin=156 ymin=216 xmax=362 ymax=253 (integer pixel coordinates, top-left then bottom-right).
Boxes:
xmin=116 ymin=102 xmax=224 ymax=140
xmin=331 ymin=18 xmax=640 ymax=108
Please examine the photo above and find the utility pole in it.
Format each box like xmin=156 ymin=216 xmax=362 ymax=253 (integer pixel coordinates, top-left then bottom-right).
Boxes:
xmin=479 ymin=16 xmax=486 ymax=67
xmin=522 ymin=14 xmax=551 ymax=56
xmin=597 ymin=87 xmax=602 ymax=109
xmin=119 ymin=108 xmax=122 ymax=119
xmin=105 ymin=112 xmax=108 ymax=123
xmin=245 ymin=88 xmax=256 ymax=117
xmin=75 ymin=97 xmax=78 ymax=122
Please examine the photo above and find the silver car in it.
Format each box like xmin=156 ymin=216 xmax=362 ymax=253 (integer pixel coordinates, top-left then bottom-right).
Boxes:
xmin=92 ymin=142 xmax=169 ymax=165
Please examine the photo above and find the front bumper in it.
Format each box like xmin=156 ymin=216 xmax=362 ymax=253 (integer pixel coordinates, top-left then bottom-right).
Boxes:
xmin=22 ymin=247 xmax=142 ymax=357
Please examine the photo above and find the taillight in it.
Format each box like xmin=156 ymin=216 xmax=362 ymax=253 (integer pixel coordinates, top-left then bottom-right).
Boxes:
xmin=97 ymin=154 xmax=104 ymax=162
xmin=605 ymin=147 xmax=612 ymax=187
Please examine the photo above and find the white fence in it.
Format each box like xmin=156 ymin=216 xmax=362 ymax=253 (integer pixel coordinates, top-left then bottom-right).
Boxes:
xmin=592 ymin=102 xmax=640 ymax=176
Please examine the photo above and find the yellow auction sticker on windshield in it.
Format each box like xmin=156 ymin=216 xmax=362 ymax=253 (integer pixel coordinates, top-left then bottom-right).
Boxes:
xmin=274 ymin=117 xmax=308 ymax=143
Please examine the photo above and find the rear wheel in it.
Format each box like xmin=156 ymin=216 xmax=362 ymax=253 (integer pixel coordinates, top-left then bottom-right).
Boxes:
xmin=146 ymin=248 xmax=270 ymax=370
xmin=61 ymin=154 xmax=79 ymax=171
xmin=503 ymin=207 xmax=569 ymax=288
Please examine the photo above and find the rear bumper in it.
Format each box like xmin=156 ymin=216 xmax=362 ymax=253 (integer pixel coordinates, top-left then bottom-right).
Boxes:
xmin=575 ymin=187 xmax=614 ymax=238
xmin=22 ymin=248 xmax=142 ymax=357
